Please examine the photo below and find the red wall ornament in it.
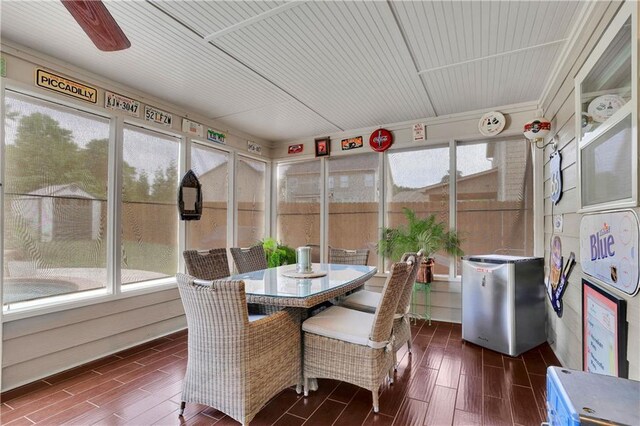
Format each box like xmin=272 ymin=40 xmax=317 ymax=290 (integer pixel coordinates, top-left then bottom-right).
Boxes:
xmin=369 ymin=128 xmax=393 ymax=152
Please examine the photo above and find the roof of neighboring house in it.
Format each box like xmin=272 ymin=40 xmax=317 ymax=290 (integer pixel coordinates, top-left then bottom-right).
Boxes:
xmin=28 ymin=184 xmax=95 ymax=199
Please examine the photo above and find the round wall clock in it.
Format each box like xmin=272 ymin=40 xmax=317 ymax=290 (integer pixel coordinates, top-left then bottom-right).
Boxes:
xmin=478 ymin=111 xmax=506 ymax=136
xmin=369 ymin=128 xmax=393 ymax=152
xmin=587 ymin=94 xmax=625 ymax=123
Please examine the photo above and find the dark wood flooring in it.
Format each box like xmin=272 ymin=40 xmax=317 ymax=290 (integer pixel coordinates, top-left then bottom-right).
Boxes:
xmin=1 ymin=320 xmax=559 ymax=425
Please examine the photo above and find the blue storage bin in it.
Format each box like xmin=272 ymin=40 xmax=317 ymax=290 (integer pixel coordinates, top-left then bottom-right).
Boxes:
xmin=546 ymin=366 xmax=640 ymax=426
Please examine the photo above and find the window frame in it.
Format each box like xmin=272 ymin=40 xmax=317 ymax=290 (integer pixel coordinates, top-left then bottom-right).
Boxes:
xmin=0 ymin=82 xmax=272 ymax=320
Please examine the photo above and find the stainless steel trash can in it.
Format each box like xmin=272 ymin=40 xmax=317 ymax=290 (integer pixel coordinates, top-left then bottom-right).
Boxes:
xmin=461 ymin=254 xmax=545 ymax=356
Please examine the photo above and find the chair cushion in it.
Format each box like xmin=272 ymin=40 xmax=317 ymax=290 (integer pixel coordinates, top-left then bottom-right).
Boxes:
xmin=248 ymin=314 xmax=268 ymax=322
xmin=302 ymin=306 xmax=374 ymax=346
xmin=341 ymin=290 xmax=380 ymax=313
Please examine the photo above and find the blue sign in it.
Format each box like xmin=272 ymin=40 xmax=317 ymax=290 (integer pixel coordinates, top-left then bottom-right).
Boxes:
xmin=580 ymin=210 xmax=640 ymax=296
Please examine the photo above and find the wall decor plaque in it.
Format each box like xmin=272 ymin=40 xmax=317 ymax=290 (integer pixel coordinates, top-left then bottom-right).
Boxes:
xmin=36 ymin=69 xmax=97 ymax=103
xmin=105 ymin=91 xmax=140 ymax=117
xmin=369 ymin=128 xmax=393 ymax=152
xmin=580 ymin=210 xmax=640 ymax=296
xmin=583 ymin=279 xmax=628 ymax=378
xmin=144 ymin=105 xmax=172 ymax=127
xmin=288 ymin=144 xmax=303 ymax=154
xmin=341 ymin=136 xmax=363 ymax=151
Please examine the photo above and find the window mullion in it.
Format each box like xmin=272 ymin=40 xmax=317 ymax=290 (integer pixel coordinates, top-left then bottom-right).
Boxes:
xmin=108 ymin=116 xmax=124 ymax=295
xmin=449 ymin=139 xmax=457 ymax=279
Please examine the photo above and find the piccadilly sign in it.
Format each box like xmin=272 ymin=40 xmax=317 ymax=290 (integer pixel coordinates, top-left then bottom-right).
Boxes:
xmin=36 ymin=69 xmax=97 ymax=103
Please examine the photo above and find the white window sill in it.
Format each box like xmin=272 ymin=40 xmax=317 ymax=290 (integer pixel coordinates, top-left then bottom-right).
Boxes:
xmin=2 ymin=277 xmax=178 ymax=322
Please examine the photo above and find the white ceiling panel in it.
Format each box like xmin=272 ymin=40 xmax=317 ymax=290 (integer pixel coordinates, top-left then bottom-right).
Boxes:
xmin=205 ymin=1 xmax=436 ymax=129
xmin=149 ymin=0 xmax=288 ymax=38
xmin=392 ymin=1 xmax=583 ymax=72
xmin=0 ymin=1 xmax=291 ymax=117
xmin=216 ymin=100 xmax=341 ymax=141
xmin=422 ymin=43 xmax=563 ymax=115
xmin=0 ymin=1 xmax=590 ymax=142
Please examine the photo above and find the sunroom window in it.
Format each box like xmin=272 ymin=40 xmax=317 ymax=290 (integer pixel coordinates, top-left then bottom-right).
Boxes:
xmin=121 ymin=125 xmax=180 ymax=285
xmin=3 ymin=91 xmax=110 ymax=308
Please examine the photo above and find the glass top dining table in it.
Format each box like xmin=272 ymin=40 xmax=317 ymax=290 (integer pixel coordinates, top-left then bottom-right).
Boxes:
xmin=228 ymin=263 xmax=377 ymax=308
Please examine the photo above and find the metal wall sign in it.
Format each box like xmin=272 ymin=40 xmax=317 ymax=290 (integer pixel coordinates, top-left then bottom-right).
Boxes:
xmin=182 ymin=118 xmax=203 ymax=137
xmin=105 ymin=91 xmax=140 ymax=117
xmin=207 ymin=129 xmax=226 ymax=144
xmin=580 ymin=210 xmax=640 ymax=296
xmin=550 ymin=151 xmax=562 ymax=204
xmin=369 ymin=128 xmax=393 ymax=152
xmin=144 ymin=105 xmax=172 ymax=127
xmin=35 ymin=69 xmax=97 ymax=103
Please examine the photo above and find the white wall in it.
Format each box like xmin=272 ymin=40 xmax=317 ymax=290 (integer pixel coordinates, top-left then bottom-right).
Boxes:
xmin=540 ymin=1 xmax=640 ymax=379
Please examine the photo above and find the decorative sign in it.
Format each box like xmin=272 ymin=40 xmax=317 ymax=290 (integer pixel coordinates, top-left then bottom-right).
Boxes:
xmin=588 ymin=94 xmax=625 ymax=123
xmin=553 ymin=215 xmax=564 ymax=232
xmin=547 ymin=251 xmax=576 ymax=317
xmin=182 ymin=118 xmax=203 ymax=137
xmin=549 ymin=236 xmax=563 ymax=290
xmin=315 ymin=137 xmax=330 ymax=157
xmin=1 ymin=56 xmax=6 ymax=78
xmin=35 ymin=69 xmax=97 ymax=103
xmin=341 ymin=136 xmax=363 ymax=151
xmin=478 ymin=111 xmax=505 ymax=136
xmin=550 ymin=151 xmax=562 ymax=204
xmin=369 ymin=128 xmax=393 ymax=152
xmin=583 ymin=279 xmax=628 ymax=378
xmin=413 ymin=123 xmax=426 ymax=141
xmin=288 ymin=144 xmax=303 ymax=154
xmin=579 ymin=210 xmax=640 ymax=296
xmin=144 ymin=106 xmax=172 ymax=127
xmin=247 ymin=141 xmax=262 ymax=155
xmin=207 ymin=129 xmax=226 ymax=144
xmin=104 ymin=91 xmax=140 ymax=117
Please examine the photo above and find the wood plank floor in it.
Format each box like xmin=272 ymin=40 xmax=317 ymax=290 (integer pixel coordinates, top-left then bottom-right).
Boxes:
xmin=1 ymin=320 xmax=560 ymax=425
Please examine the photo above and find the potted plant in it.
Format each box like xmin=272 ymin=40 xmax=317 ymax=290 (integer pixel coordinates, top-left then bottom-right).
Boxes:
xmin=378 ymin=207 xmax=464 ymax=282
xmin=260 ymin=237 xmax=296 ymax=268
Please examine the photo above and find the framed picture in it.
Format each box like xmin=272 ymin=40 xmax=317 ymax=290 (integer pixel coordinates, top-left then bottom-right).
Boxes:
xmin=315 ymin=137 xmax=330 ymax=157
xmin=341 ymin=136 xmax=363 ymax=151
xmin=582 ymin=279 xmax=628 ymax=378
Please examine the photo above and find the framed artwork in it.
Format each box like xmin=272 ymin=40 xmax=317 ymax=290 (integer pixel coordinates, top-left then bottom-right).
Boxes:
xmin=341 ymin=136 xmax=363 ymax=151
xmin=315 ymin=137 xmax=330 ymax=157
xmin=582 ymin=279 xmax=628 ymax=378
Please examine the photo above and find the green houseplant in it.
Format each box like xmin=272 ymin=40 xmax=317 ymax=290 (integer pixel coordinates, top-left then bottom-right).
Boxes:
xmin=378 ymin=208 xmax=464 ymax=282
xmin=261 ymin=237 xmax=296 ymax=268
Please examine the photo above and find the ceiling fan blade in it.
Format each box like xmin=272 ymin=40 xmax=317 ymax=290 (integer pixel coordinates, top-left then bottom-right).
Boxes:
xmin=61 ymin=0 xmax=131 ymax=51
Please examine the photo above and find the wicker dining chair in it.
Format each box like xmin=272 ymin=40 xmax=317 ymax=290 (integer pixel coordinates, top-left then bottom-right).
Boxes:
xmin=230 ymin=245 xmax=268 ymax=273
xmin=328 ymin=247 xmax=370 ymax=265
xmin=340 ymin=251 xmax=424 ymax=366
xmin=183 ymin=248 xmax=230 ymax=280
xmin=176 ymin=273 xmax=301 ymax=425
xmin=301 ymin=260 xmax=411 ymax=413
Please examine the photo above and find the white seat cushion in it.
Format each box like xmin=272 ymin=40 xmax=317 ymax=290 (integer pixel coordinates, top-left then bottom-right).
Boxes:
xmin=248 ymin=314 xmax=268 ymax=322
xmin=302 ymin=306 xmax=374 ymax=346
xmin=341 ymin=290 xmax=380 ymax=313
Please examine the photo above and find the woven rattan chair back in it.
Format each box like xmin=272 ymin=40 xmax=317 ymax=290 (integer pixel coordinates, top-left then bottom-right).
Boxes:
xmin=230 ymin=245 xmax=267 ymax=273
xmin=176 ymin=273 xmax=249 ymax=331
xmin=397 ymin=251 xmax=425 ymax=315
xmin=328 ymin=248 xmax=370 ymax=265
xmin=176 ymin=273 xmax=302 ymax=424
xmin=183 ymin=248 xmax=230 ymax=280
xmin=369 ymin=261 xmax=411 ymax=344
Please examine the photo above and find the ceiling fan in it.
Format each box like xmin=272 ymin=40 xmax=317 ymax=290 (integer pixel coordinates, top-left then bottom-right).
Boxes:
xmin=61 ymin=0 xmax=130 ymax=51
